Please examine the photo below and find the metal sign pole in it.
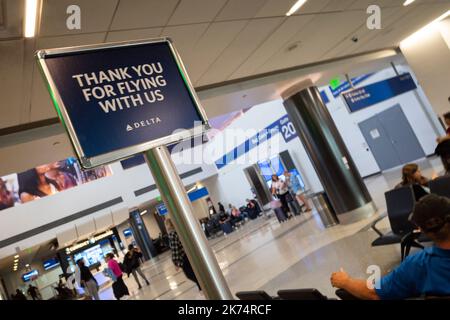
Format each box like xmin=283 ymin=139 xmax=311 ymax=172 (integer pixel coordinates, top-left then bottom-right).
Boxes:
xmin=144 ymin=145 xmax=233 ymax=300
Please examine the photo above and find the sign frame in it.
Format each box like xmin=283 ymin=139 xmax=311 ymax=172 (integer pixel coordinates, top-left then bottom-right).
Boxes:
xmin=35 ymin=38 xmax=210 ymax=169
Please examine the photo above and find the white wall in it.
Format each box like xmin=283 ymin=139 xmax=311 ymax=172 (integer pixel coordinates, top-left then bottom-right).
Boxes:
xmin=319 ymin=64 xmax=441 ymax=177
xmin=400 ymin=17 xmax=450 ymax=118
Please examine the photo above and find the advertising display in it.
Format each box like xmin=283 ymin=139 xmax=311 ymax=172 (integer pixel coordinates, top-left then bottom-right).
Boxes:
xmin=0 ymin=157 xmax=112 ymax=211
xmin=36 ymin=38 xmax=208 ymax=168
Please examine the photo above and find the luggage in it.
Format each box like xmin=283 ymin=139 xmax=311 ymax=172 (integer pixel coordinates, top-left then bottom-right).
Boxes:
xmin=274 ymin=207 xmax=288 ymax=223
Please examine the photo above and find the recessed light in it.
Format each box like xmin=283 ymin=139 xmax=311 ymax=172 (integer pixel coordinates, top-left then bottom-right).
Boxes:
xmin=25 ymin=264 xmax=30 ymax=267
xmin=14 ymin=255 xmax=19 ymax=259
xmin=403 ymin=0 xmax=415 ymax=6
xmin=24 ymin=0 xmax=39 ymax=38
xmin=14 ymin=259 xmax=19 ymax=263
xmin=286 ymin=0 xmax=308 ymax=16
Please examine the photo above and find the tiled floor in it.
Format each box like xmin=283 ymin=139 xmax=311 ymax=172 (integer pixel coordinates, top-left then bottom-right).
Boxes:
xmin=98 ymin=157 xmax=444 ymax=300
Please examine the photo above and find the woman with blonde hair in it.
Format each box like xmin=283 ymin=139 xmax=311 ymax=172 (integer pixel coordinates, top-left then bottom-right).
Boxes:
xmin=165 ymin=218 xmax=201 ymax=292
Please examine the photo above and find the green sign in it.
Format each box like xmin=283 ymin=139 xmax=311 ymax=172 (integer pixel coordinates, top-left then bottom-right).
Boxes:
xmin=329 ymin=77 xmax=341 ymax=90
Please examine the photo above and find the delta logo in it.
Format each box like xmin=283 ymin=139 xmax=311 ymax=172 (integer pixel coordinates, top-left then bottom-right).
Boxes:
xmin=126 ymin=117 xmax=162 ymax=132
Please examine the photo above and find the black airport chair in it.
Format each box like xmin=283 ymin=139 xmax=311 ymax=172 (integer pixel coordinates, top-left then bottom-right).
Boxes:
xmin=429 ymin=175 xmax=450 ymax=199
xmin=277 ymin=289 xmax=329 ymax=300
xmin=235 ymin=290 xmax=277 ymax=300
xmin=371 ymin=186 xmax=427 ymax=260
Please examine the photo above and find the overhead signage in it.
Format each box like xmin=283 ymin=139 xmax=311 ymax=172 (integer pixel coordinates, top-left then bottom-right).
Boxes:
xmin=342 ymin=73 xmax=417 ymax=113
xmin=329 ymin=73 xmax=374 ymax=97
xmin=156 ymin=203 xmax=168 ymax=216
xmin=66 ymin=230 xmax=113 ymax=253
xmin=36 ymin=38 xmax=208 ymax=168
xmin=215 ymin=114 xmax=298 ymax=170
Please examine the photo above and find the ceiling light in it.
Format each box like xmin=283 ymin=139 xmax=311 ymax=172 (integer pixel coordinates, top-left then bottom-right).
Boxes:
xmin=403 ymin=0 xmax=415 ymax=6
xmin=25 ymin=264 xmax=30 ymax=267
xmin=14 ymin=255 xmax=19 ymax=259
xmin=14 ymin=259 xmax=18 ymax=263
xmin=140 ymin=210 xmax=147 ymax=216
xmin=286 ymin=0 xmax=307 ymax=16
xmin=401 ymin=10 xmax=450 ymax=47
xmin=24 ymin=0 xmax=39 ymax=38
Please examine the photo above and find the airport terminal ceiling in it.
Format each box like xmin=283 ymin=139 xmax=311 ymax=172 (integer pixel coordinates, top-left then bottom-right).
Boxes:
xmin=1 ymin=0 xmax=450 ymax=132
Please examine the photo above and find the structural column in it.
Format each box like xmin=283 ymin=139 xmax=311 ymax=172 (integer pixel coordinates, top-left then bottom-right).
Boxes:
xmin=282 ymin=80 xmax=376 ymax=223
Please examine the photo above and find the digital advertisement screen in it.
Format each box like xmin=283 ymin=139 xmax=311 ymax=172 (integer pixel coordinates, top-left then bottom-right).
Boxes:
xmin=43 ymin=258 xmax=60 ymax=271
xmin=0 ymin=157 xmax=112 ymax=211
xmin=74 ymin=244 xmax=104 ymax=267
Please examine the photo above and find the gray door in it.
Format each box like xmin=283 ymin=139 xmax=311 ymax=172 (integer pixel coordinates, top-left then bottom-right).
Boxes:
xmin=376 ymin=105 xmax=425 ymax=164
xmin=359 ymin=116 xmax=402 ymax=171
xmin=358 ymin=105 xmax=425 ymax=171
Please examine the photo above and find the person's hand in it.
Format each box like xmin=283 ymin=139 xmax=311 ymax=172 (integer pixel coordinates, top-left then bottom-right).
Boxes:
xmin=330 ymin=268 xmax=350 ymax=288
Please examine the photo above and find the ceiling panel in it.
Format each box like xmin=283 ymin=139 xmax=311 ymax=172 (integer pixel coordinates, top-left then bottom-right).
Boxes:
xmin=255 ymin=0 xmax=331 ymax=17
xmin=320 ymin=6 xmax=403 ymax=60
xmin=187 ymin=20 xmax=248 ymax=84
xmin=215 ymin=0 xmax=269 ymax=21
xmin=110 ymin=0 xmax=179 ymax=30
xmin=167 ymin=0 xmax=226 ymax=25
xmin=36 ymin=32 xmax=106 ymax=49
xmin=361 ymin=2 xmax=450 ymax=51
xmin=39 ymin=0 xmax=118 ymax=37
xmin=197 ymin=17 xmax=283 ymax=85
xmin=0 ymin=40 xmax=24 ymax=129
xmin=0 ymin=0 xmax=24 ymax=39
xmin=257 ymin=10 xmax=367 ymax=74
xmin=106 ymin=27 xmax=162 ymax=42
xmin=347 ymin=0 xmax=405 ymax=9
xmin=230 ymin=15 xmax=315 ymax=79
xmin=160 ymin=23 xmax=209 ymax=72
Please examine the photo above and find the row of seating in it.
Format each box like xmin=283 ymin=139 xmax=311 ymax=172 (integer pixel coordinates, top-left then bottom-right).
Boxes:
xmin=371 ymin=175 xmax=450 ymax=260
xmin=236 ymin=289 xmax=330 ymax=300
xmin=236 ymin=288 xmax=450 ymax=300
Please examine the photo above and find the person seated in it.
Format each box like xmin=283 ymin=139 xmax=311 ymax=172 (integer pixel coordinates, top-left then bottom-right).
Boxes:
xmin=245 ymin=199 xmax=259 ymax=219
xmin=330 ymin=194 xmax=450 ymax=300
xmin=230 ymin=205 xmax=243 ymax=226
xmin=436 ymin=112 xmax=450 ymax=144
xmin=395 ymin=163 xmax=430 ymax=200
xmin=218 ymin=212 xmax=233 ymax=234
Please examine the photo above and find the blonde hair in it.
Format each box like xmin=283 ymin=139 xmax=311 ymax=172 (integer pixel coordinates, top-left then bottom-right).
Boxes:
xmin=164 ymin=217 xmax=175 ymax=231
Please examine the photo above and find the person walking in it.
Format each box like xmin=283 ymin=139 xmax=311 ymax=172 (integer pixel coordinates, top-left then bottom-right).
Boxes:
xmin=76 ymin=259 xmax=100 ymax=300
xmin=165 ymin=218 xmax=202 ymax=292
xmin=271 ymin=174 xmax=293 ymax=218
xmin=105 ymin=253 xmax=129 ymax=300
xmin=123 ymin=244 xmax=150 ymax=289
xmin=27 ymin=284 xmax=40 ymax=300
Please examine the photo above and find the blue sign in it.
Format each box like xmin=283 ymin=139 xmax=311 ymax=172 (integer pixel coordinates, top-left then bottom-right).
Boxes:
xmin=343 ymin=73 xmax=417 ymax=113
xmin=329 ymin=73 xmax=374 ymax=97
xmin=37 ymin=39 xmax=206 ymax=168
xmin=188 ymin=187 xmax=209 ymax=202
xmin=123 ymin=228 xmax=133 ymax=238
xmin=22 ymin=270 xmax=39 ymax=282
xmin=156 ymin=203 xmax=168 ymax=216
xmin=215 ymin=114 xmax=298 ymax=169
xmin=43 ymin=258 xmax=60 ymax=271
xmin=320 ymin=90 xmax=329 ymax=104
